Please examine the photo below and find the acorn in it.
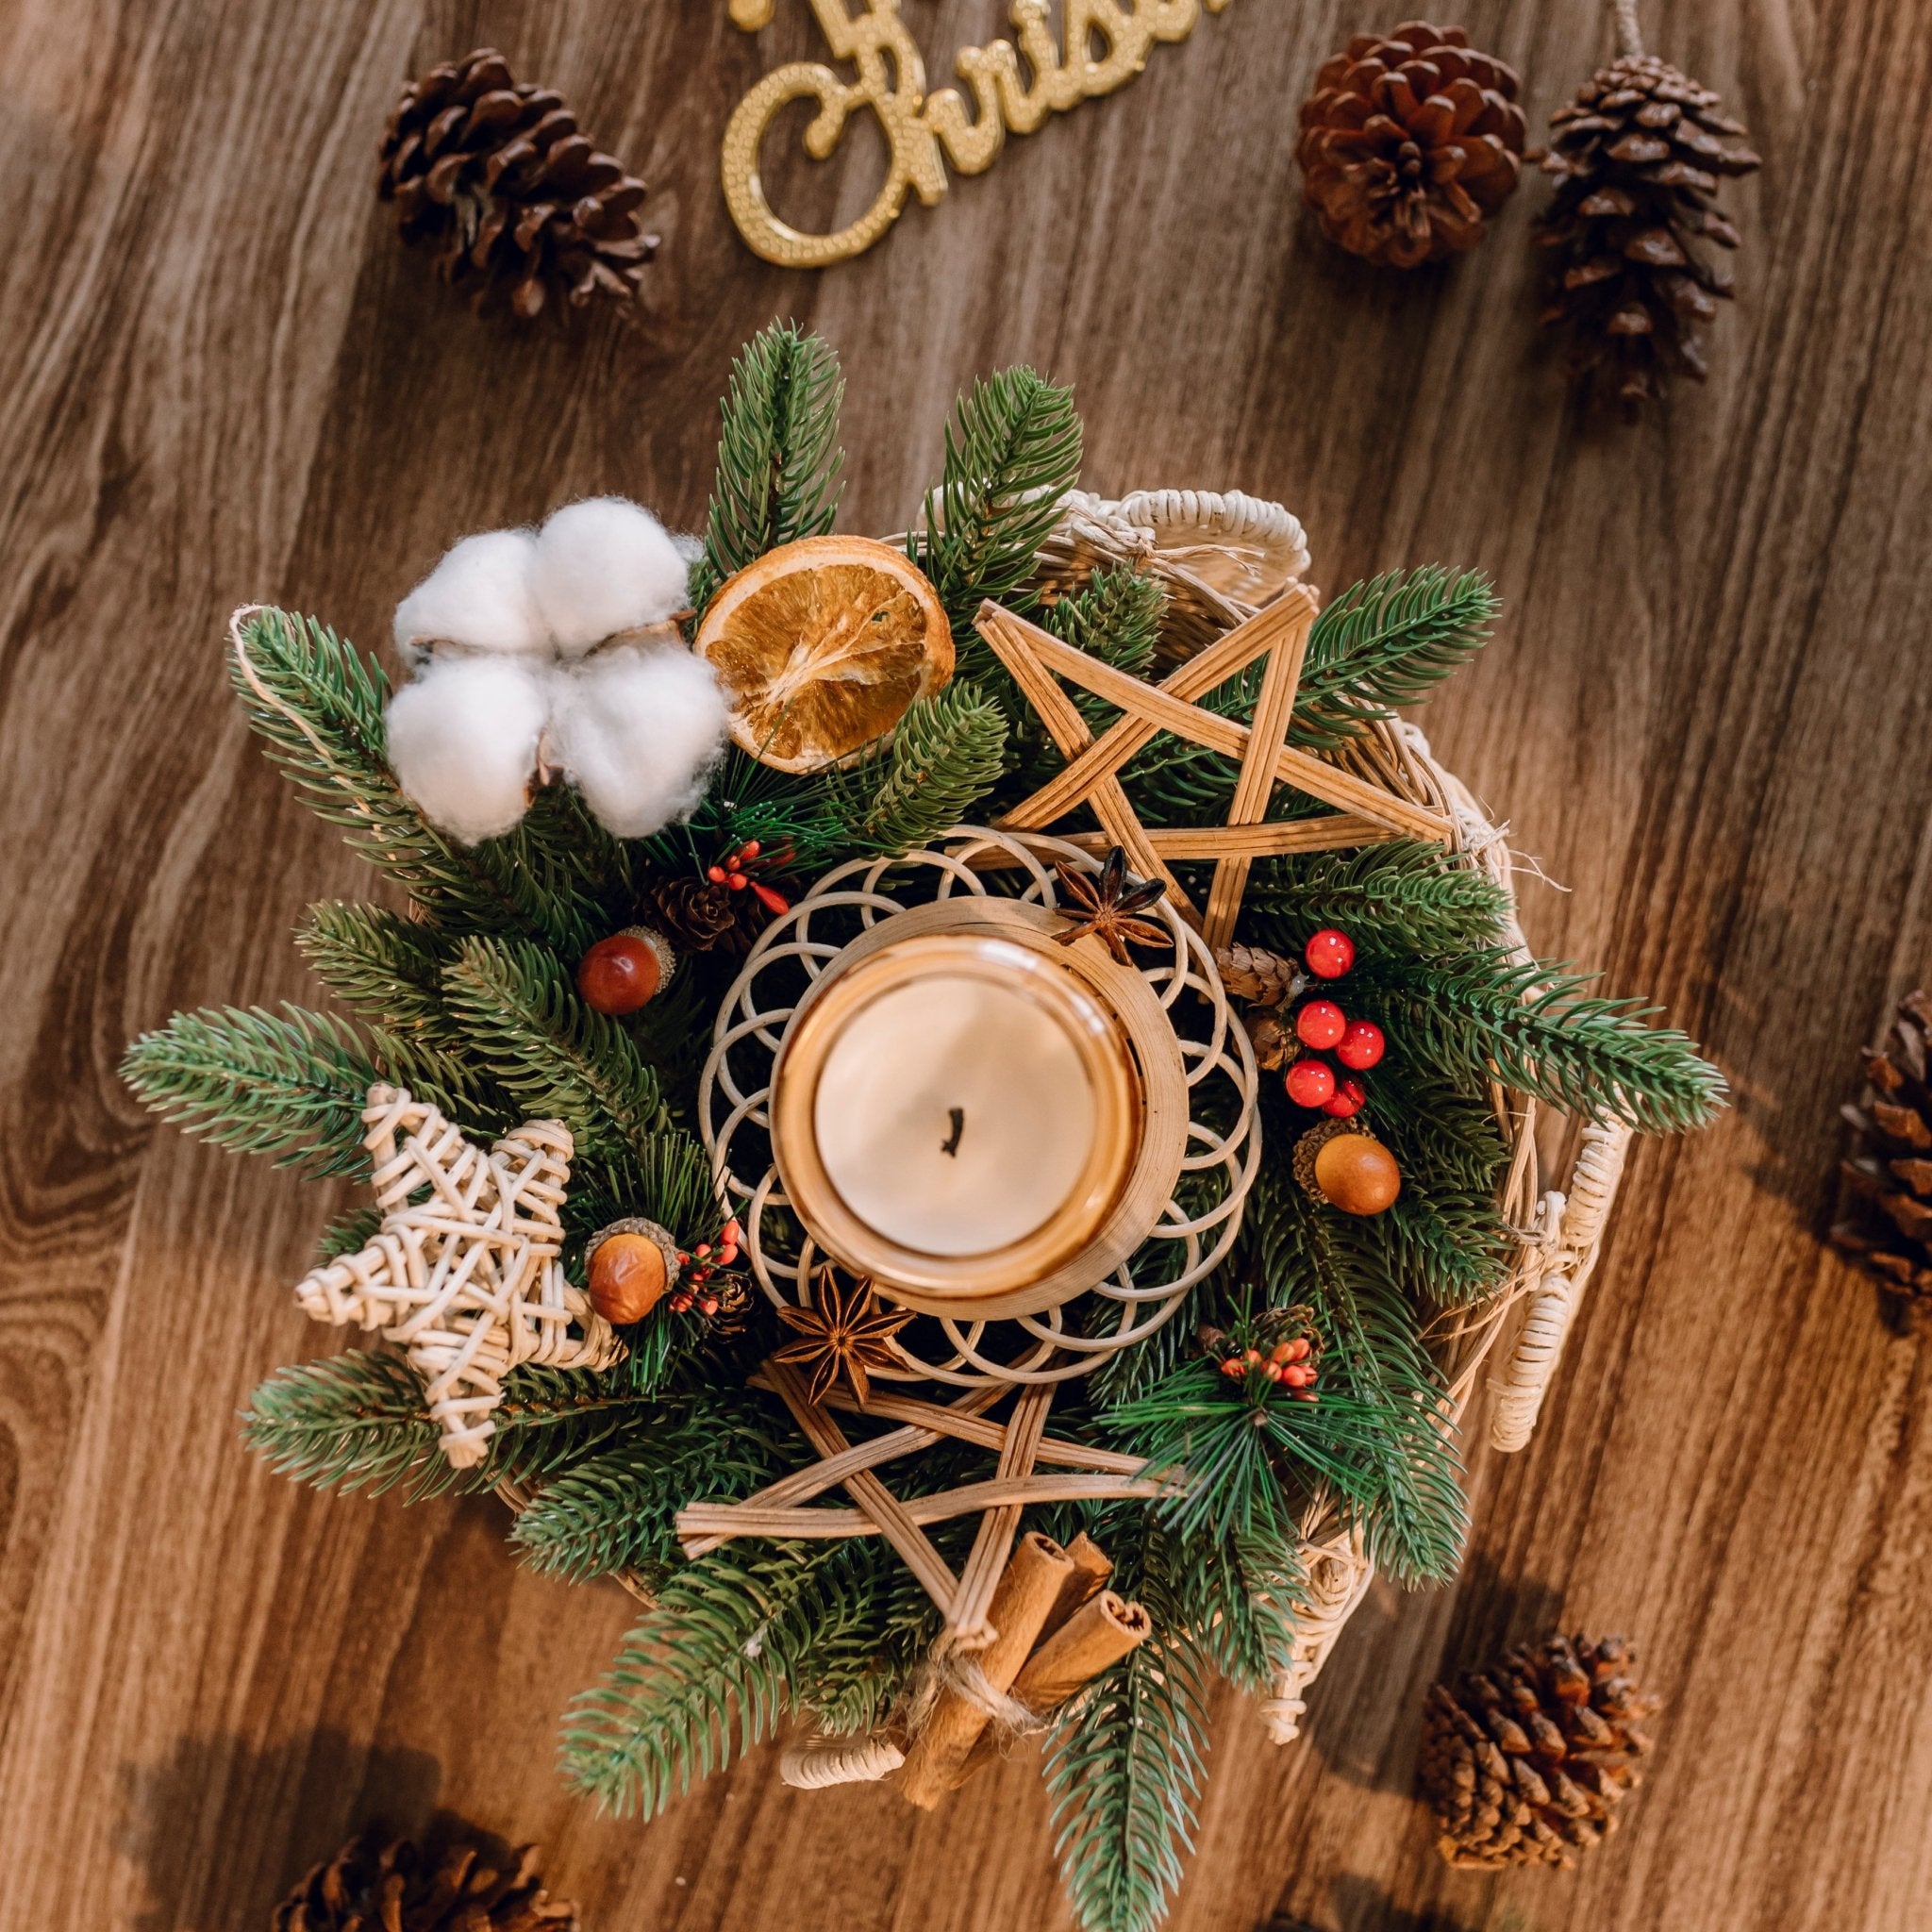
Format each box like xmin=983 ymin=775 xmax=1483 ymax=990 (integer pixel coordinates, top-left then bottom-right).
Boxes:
xmin=585 ymin=1217 xmax=681 ymax=1324
xmin=1294 ymin=1119 xmax=1402 ymax=1216
xmin=577 ymin=925 xmax=677 ymax=1016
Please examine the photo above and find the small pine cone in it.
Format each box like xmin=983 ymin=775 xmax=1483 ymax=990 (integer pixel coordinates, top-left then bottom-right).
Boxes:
xmin=647 ymin=874 xmax=740 ymax=954
xmin=1418 ymin=1632 xmax=1659 ymax=1870
xmin=1296 ymin=22 xmax=1526 ymax=268
xmin=1830 ymin=991 xmax=1932 ymax=1310
xmin=1215 ymin=942 xmax=1308 ymax=1008
xmin=1535 ymin=52 xmax=1761 ymax=413
xmin=377 ymin=47 xmax=658 ymax=319
xmin=1247 ymin=1008 xmax=1294 ymax=1072
xmin=272 ymin=1827 xmax=576 ymax=1931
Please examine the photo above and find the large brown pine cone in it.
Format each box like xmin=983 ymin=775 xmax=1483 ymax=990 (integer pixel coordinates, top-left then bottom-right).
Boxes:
xmin=1417 ymin=1632 xmax=1658 ymax=1869
xmin=377 ymin=47 xmax=658 ymax=319
xmin=272 ymin=1828 xmax=575 ymax=1931
xmin=1534 ymin=53 xmax=1761 ymax=412
xmin=1296 ymin=22 xmax=1526 ymax=268
xmin=1831 ymin=991 xmax=1932 ymax=1307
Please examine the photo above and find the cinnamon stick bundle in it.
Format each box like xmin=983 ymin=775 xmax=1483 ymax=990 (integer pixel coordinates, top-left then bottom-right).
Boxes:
xmin=895 ymin=1530 xmax=1073 ymax=1808
xmin=1039 ymin=1530 xmax=1112 ymax=1639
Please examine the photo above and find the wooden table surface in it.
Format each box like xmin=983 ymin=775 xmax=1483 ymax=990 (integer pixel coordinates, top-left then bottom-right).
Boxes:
xmin=4 ymin=2 xmax=1929 ymax=1927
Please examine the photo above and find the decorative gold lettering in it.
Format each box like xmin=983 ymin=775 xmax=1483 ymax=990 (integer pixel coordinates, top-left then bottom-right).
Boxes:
xmin=722 ymin=0 xmax=1232 ymax=268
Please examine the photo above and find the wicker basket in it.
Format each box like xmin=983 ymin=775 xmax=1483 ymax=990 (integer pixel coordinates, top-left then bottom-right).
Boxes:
xmin=1037 ymin=488 xmax=1628 ymax=1740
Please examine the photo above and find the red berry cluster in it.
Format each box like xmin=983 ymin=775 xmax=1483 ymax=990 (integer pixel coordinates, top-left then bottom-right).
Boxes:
xmin=708 ymin=841 xmax=791 ymax=918
xmin=1282 ymin=927 xmax=1385 ymax=1120
xmin=1219 ymin=1333 xmax=1319 ymax=1403
xmin=670 ymin=1217 xmax=742 ymax=1318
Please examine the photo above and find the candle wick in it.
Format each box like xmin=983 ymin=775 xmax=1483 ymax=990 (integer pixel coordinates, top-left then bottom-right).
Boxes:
xmin=941 ymin=1108 xmax=965 ymax=1158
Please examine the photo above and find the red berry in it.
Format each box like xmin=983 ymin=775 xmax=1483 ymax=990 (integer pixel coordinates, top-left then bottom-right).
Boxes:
xmin=725 ymin=872 xmax=749 ymax=891
xmin=739 ymin=841 xmax=761 ymax=861
xmin=1285 ymin=1058 xmax=1338 ymax=1108
xmin=707 ymin=865 xmax=728 ymax=883
xmin=750 ymin=881 xmax=791 ymax=916
xmin=577 ymin=930 xmax=668 ymax=1016
xmin=1220 ymin=1357 xmax=1245 ymax=1378
xmin=1322 ymin=1075 xmax=1368 ymax=1120
xmin=1295 ymin=999 xmax=1347 ymax=1049
xmin=1304 ymin=928 xmax=1355 ymax=979
xmin=1336 ymin=1019 xmax=1385 ymax=1071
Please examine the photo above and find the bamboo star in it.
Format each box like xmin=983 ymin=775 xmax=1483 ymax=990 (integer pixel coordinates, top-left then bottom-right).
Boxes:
xmin=773 ymin=1266 xmax=915 ymax=1405
xmin=974 ymin=589 xmax=1455 ymax=950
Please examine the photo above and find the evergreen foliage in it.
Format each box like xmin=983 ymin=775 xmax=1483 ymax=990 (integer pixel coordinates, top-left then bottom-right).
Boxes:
xmin=914 ymin=367 xmax=1082 ymax=641
xmin=692 ymin=322 xmax=845 ymax=613
xmin=1043 ymin=1519 xmax=1211 ymax=1932
xmin=1249 ymin=841 xmax=1512 ymax=961
xmin=825 ymin=681 xmax=1009 ymax=856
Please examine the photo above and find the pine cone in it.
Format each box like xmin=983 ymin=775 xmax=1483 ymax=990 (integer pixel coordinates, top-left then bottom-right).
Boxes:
xmin=1214 ymin=942 xmax=1307 ymax=1008
xmin=1830 ymin=991 xmax=1932 ymax=1307
xmin=1534 ymin=53 xmax=1761 ymax=412
xmin=1418 ymin=1632 xmax=1658 ymax=1869
xmin=377 ymin=47 xmax=658 ymax=319
xmin=1296 ymin=22 xmax=1526 ymax=268
xmin=647 ymin=874 xmax=741 ymax=954
xmin=273 ymin=1828 xmax=575 ymax=1931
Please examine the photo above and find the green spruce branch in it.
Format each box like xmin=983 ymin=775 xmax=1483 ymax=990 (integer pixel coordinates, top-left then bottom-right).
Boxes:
xmin=825 ymin=681 xmax=1008 ymax=856
xmin=693 ymin=322 xmax=845 ymax=613
xmin=1248 ymin=841 xmax=1512 ymax=962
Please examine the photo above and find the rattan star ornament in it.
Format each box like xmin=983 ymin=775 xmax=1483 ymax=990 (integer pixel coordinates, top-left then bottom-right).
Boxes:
xmin=975 ymin=590 xmax=1455 ymax=948
xmin=293 ymin=1085 xmax=624 ymax=1468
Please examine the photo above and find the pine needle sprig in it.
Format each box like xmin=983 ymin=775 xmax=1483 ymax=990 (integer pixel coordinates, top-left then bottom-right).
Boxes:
xmin=298 ymin=902 xmax=454 ymax=1041
xmin=242 ymin=1351 xmax=656 ymax=1501
xmin=228 ymin=608 xmax=595 ymax=953
xmin=561 ymin=1541 xmax=839 ymax=1816
xmin=1355 ymin=950 xmax=1726 ymax=1133
xmin=1248 ymin=841 xmax=1513 ymax=962
xmin=122 ymin=1005 xmax=388 ymax=1178
xmin=316 ymin=1207 xmax=382 ymax=1261
xmin=797 ymin=1557 xmax=939 ymax=1737
xmin=824 ymin=681 xmax=1008 ymax=857
xmin=510 ymin=1389 xmax=794 ymax=1586
xmin=1043 ymin=1517 xmax=1211 ymax=1932
xmin=693 ymin=322 xmax=846 ymax=614
xmin=1292 ymin=568 xmax=1498 ymax=752
xmin=915 ymin=367 xmax=1082 ymax=644
xmin=1174 ymin=1524 xmax=1303 ymax=1698
xmin=1048 ymin=567 xmax=1165 ymax=680
xmin=441 ymin=935 xmax=669 ymax=1158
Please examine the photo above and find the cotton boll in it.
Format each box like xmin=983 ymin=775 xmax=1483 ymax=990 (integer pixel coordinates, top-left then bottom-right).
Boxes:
xmin=531 ymin=497 xmax=691 ymax=657
xmin=392 ymin=529 xmax=545 ymax=662
xmin=544 ymin=645 xmax=727 ymax=838
xmin=386 ymin=655 xmax=549 ymax=843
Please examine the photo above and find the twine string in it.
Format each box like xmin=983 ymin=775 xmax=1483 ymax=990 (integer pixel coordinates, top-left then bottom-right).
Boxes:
xmin=1612 ymin=0 xmax=1644 ymax=56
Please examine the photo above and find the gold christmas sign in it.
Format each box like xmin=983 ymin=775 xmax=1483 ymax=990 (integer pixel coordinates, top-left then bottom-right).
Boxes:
xmin=724 ymin=0 xmax=1234 ymax=268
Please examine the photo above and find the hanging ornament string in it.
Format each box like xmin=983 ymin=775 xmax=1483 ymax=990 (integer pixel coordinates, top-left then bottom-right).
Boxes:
xmin=1611 ymin=0 xmax=1644 ymax=56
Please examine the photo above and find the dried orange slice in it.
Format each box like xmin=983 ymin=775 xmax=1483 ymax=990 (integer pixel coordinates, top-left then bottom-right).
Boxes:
xmin=695 ymin=535 xmax=953 ymax=772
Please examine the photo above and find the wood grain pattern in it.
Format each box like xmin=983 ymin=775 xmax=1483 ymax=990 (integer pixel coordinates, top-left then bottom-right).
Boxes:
xmin=2 ymin=1 xmax=1929 ymax=1927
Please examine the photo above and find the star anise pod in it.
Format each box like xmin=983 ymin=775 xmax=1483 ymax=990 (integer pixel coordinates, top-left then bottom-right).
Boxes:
xmin=773 ymin=1270 xmax=914 ymax=1406
xmin=1051 ymin=847 xmax=1173 ymax=966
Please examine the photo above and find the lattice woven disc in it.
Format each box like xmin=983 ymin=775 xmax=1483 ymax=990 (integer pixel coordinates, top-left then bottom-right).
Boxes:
xmin=697 ymin=826 xmax=1261 ymax=1387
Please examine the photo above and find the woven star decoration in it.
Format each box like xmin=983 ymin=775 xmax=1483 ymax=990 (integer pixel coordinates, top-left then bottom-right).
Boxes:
xmin=975 ymin=589 xmax=1454 ymax=949
xmin=293 ymin=1084 xmax=624 ymax=1468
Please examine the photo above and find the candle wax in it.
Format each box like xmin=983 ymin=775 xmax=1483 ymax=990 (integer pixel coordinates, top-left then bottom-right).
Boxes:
xmin=811 ymin=972 xmax=1101 ymax=1257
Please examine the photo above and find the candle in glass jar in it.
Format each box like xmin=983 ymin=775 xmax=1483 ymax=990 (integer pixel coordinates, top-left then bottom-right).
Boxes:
xmin=773 ymin=927 xmax=1141 ymax=1304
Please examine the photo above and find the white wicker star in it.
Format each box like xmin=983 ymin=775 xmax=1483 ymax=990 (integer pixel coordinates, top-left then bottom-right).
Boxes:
xmin=293 ymin=1084 xmax=624 ymax=1468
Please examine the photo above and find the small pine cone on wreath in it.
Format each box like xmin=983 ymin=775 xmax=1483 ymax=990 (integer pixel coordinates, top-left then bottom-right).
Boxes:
xmin=1417 ymin=1632 xmax=1658 ymax=1869
xmin=1214 ymin=942 xmax=1308 ymax=1008
xmin=646 ymin=872 xmax=781 ymax=957
xmin=377 ymin=47 xmax=658 ymax=319
xmin=1535 ymin=51 xmax=1762 ymax=412
xmin=1295 ymin=21 xmax=1527 ymax=268
xmin=272 ymin=1827 xmax=575 ymax=1931
xmin=1830 ymin=990 xmax=1932 ymax=1313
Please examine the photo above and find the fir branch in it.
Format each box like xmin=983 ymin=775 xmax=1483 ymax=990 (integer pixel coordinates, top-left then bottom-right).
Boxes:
xmin=316 ymin=1206 xmax=382 ymax=1261
xmin=1248 ymin=841 xmax=1512 ymax=962
xmin=242 ymin=1351 xmax=656 ymax=1502
xmin=693 ymin=323 xmax=845 ymax=612
xmin=510 ymin=1389 xmax=792 ymax=1587
xmin=228 ymin=608 xmax=594 ymax=953
xmin=565 ymin=1128 xmax=718 ymax=1252
xmin=441 ymin=935 xmax=669 ymax=1158
xmin=561 ymin=1541 xmax=838 ymax=1816
xmin=122 ymin=1005 xmax=381 ymax=1178
xmin=824 ymin=680 xmax=1008 ymax=856
xmin=1174 ymin=1524 xmax=1303 ymax=1699
xmin=1293 ymin=568 xmax=1498 ymax=751
xmin=797 ymin=1557 xmax=937 ymax=1737
xmin=1047 ymin=567 xmax=1164 ymax=680
xmin=1355 ymin=950 xmax=1726 ymax=1132
xmin=915 ymin=367 xmax=1082 ymax=642
xmin=298 ymin=901 xmax=452 ymax=1041
xmin=1044 ymin=1518 xmax=1210 ymax=1932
